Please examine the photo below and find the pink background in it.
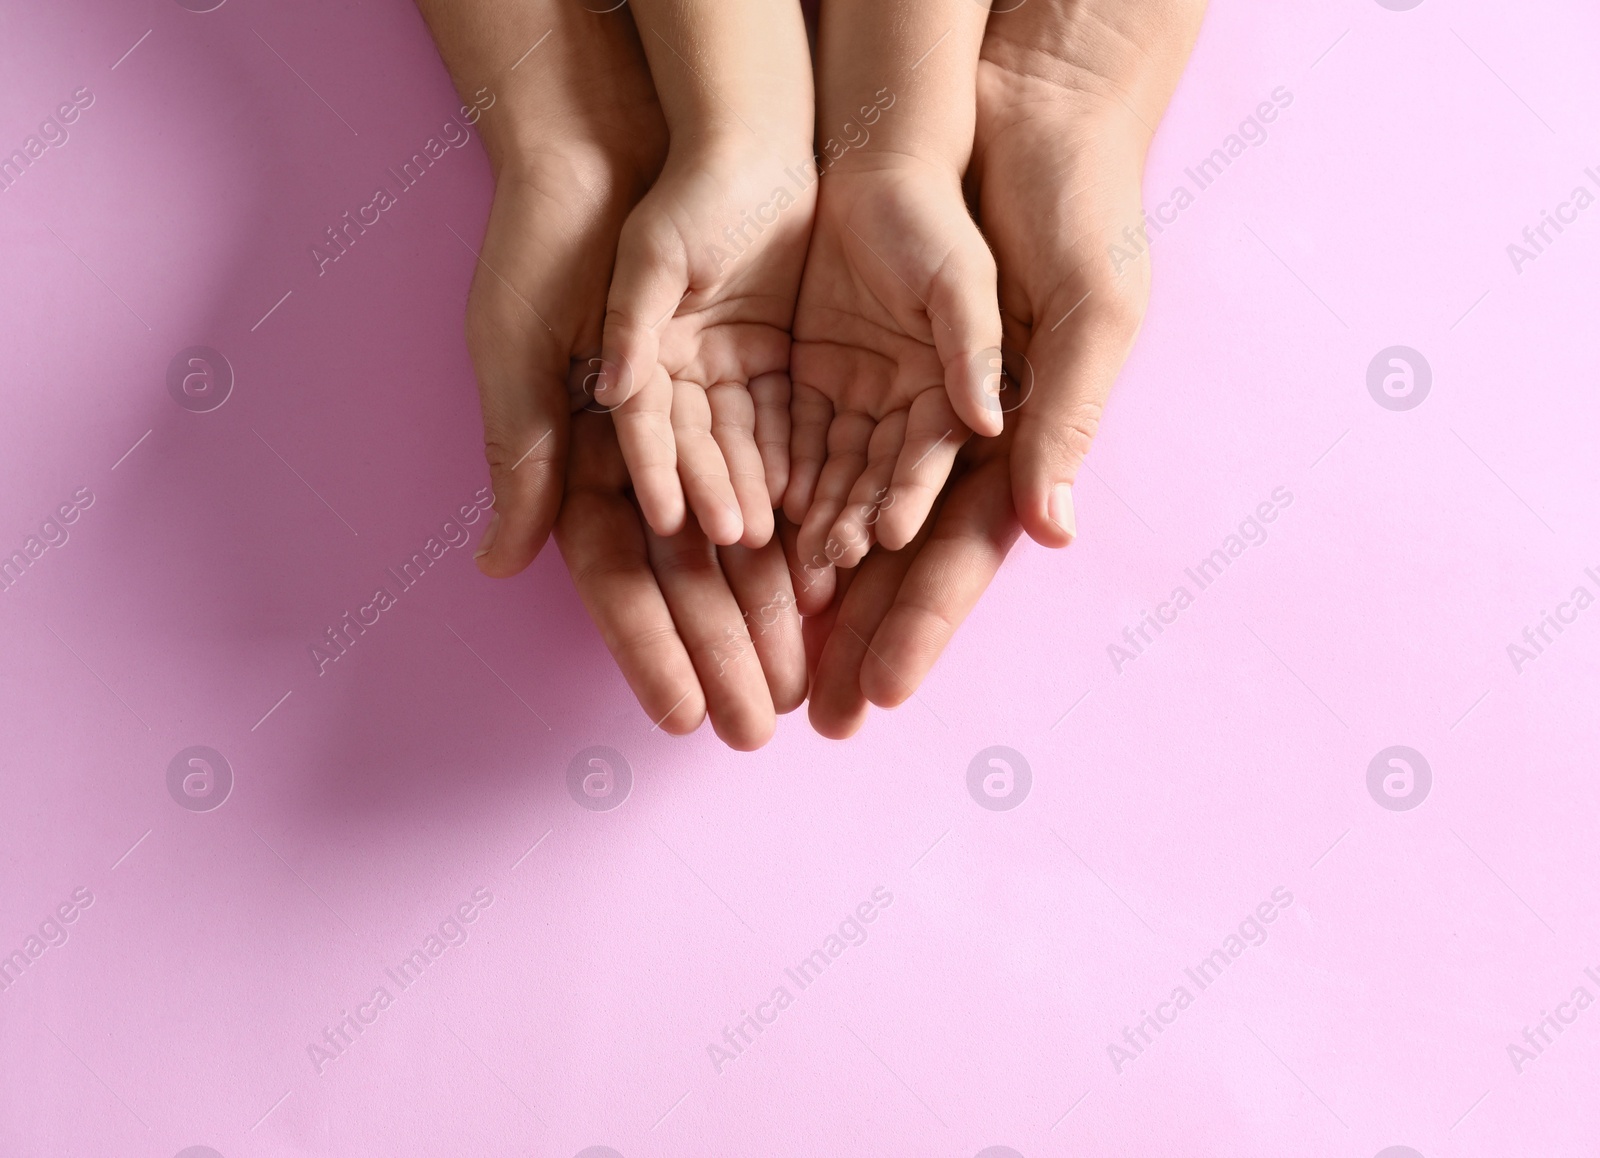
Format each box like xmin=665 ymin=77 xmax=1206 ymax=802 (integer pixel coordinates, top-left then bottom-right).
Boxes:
xmin=2 ymin=0 xmax=1598 ymax=1154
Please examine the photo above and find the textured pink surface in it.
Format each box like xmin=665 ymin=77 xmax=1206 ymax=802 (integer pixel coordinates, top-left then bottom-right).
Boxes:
xmin=3 ymin=0 xmax=1598 ymax=1155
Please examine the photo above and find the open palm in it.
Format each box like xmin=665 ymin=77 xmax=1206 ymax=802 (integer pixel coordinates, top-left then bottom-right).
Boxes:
xmin=784 ymin=159 xmax=1003 ymax=574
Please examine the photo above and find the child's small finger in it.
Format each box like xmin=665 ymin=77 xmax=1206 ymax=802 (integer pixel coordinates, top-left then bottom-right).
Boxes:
xmin=707 ymin=383 xmax=775 ymax=548
xmin=672 ymin=382 xmax=745 ymax=547
xmin=750 ymin=370 xmax=791 ymax=508
xmin=825 ymin=412 xmax=906 ymax=570
xmin=877 ymin=389 xmax=970 ymax=551
xmin=783 ymin=382 xmax=833 ymax=524
xmin=612 ymin=361 xmax=685 ymax=538
xmin=796 ymin=410 xmax=872 ymax=570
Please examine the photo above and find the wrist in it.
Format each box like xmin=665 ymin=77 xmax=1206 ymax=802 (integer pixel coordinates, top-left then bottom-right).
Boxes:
xmin=815 ymin=2 xmax=988 ymax=176
xmin=981 ymin=0 xmax=1206 ymax=137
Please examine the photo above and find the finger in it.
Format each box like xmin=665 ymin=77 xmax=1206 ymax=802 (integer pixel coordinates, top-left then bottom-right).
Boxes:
xmin=596 ymin=209 xmax=685 ymax=408
xmin=611 ymin=361 xmax=686 ymax=537
xmin=554 ymin=411 xmax=706 ymax=735
xmin=796 ymin=409 xmax=873 ymax=570
xmin=780 ymin=513 xmax=835 ymax=617
xmin=644 ymin=521 xmax=777 ymax=751
xmin=750 ymin=370 xmax=791 ymax=509
xmin=802 ymin=560 xmax=853 ymax=687
xmin=860 ymin=453 xmax=1020 ymax=707
xmin=672 ymin=382 xmax=745 ymax=546
xmin=826 ymin=410 xmax=906 ymax=570
xmin=1011 ymin=287 xmax=1143 ymax=548
xmin=876 ymin=388 xmax=969 ymax=551
xmin=719 ymin=539 xmax=807 ymax=716
xmin=926 ymin=228 xmax=1005 ymax=438
xmin=807 ymin=535 xmax=921 ymax=739
xmin=463 ymin=203 xmax=570 ymax=579
xmin=783 ymin=382 xmax=833 ymax=524
xmin=707 ymin=383 xmax=775 ymax=548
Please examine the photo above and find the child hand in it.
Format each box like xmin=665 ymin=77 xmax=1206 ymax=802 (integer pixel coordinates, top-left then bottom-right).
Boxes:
xmin=591 ymin=2 xmax=817 ymax=551
xmin=593 ymin=139 xmax=814 ymax=549
xmin=783 ymin=156 xmax=1003 ymax=573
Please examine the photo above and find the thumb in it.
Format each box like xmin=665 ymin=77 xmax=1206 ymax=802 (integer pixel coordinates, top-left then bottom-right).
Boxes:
xmin=927 ymin=225 xmax=1005 ymax=439
xmin=596 ymin=209 xmax=688 ymax=410
xmin=1010 ymin=280 xmax=1145 ymax=548
xmin=464 ymin=296 xmax=569 ymax=578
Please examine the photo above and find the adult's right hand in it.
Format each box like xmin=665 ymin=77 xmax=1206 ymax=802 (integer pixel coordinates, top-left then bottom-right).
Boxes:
xmin=415 ymin=0 xmax=668 ymax=576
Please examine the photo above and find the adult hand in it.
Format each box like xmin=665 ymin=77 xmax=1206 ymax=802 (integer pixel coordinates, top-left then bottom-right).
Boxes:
xmin=794 ymin=421 xmax=1020 ymax=739
xmin=798 ymin=0 xmax=1206 ymax=736
xmin=415 ymin=0 xmax=667 ymax=577
xmin=970 ymin=0 xmax=1205 ymax=548
xmin=557 ymin=409 xmax=807 ymax=749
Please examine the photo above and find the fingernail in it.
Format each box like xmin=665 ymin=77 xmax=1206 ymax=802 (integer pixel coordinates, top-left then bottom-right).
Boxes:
xmin=1049 ymin=483 xmax=1076 ymax=540
xmin=473 ymin=511 xmax=500 ymax=559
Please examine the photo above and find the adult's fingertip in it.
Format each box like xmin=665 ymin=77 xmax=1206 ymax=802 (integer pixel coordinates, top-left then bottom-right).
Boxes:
xmin=712 ymin=709 xmax=777 ymax=752
xmin=1049 ymin=482 xmax=1077 ymax=541
xmin=472 ymin=511 xmax=501 ymax=564
xmin=771 ymin=669 xmax=808 ymax=717
xmin=1015 ymin=475 xmax=1077 ymax=549
xmin=808 ymin=696 xmax=867 ymax=740
xmin=860 ymin=660 xmax=913 ymax=709
xmin=474 ymin=508 xmax=556 ymax=578
xmin=650 ymin=688 xmax=706 ymax=736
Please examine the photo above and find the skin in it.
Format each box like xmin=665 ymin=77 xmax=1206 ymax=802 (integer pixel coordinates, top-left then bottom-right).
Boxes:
xmin=973 ymin=0 xmax=1207 ymax=549
xmin=558 ymin=409 xmax=807 ymax=750
xmin=415 ymin=0 xmax=1204 ymax=746
xmin=412 ymin=0 xmax=666 ymax=578
xmin=786 ymin=0 xmax=1005 ymax=578
xmin=415 ymin=0 xmax=806 ymax=746
xmin=799 ymin=0 xmax=1207 ymax=738
xmin=594 ymin=0 xmax=818 ymax=550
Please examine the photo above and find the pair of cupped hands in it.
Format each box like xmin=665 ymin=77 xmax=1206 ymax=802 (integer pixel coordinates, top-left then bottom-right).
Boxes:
xmin=417 ymin=0 xmax=1202 ymax=748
